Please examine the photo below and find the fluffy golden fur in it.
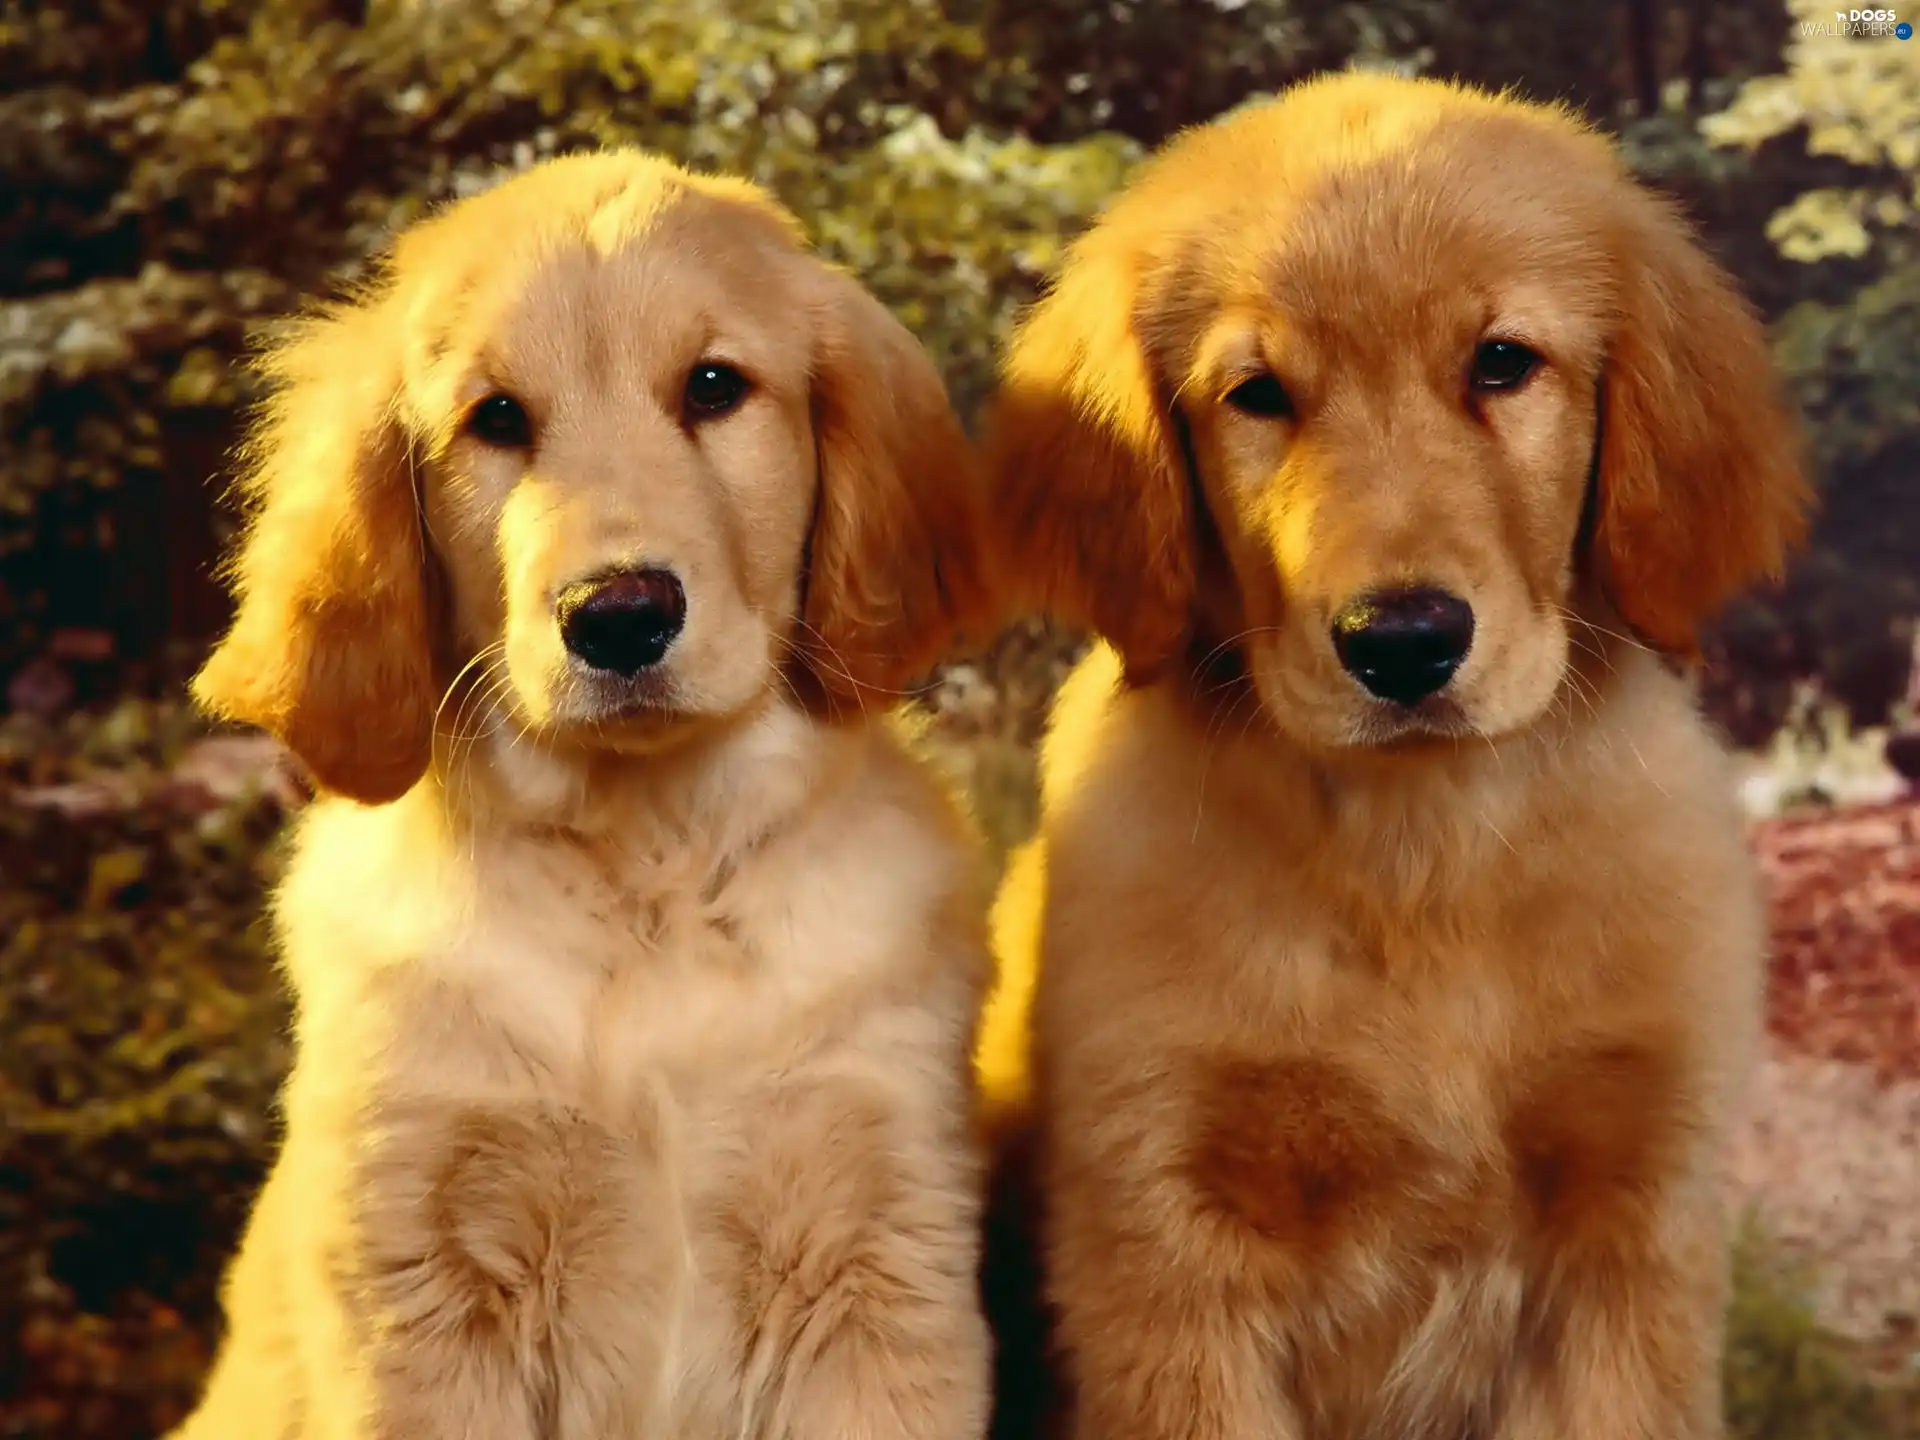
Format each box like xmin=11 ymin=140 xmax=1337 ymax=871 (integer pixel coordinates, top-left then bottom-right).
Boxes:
xmin=178 ymin=150 xmax=998 ymax=1440
xmin=975 ymin=73 xmax=1811 ymax=1440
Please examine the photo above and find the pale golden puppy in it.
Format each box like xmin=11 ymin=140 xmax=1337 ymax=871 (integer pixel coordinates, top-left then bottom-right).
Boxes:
xmin=175 ymin=150 xmax=998 ymax=1440
xmin=975 ymin=73 xmax=1812 ymax=1440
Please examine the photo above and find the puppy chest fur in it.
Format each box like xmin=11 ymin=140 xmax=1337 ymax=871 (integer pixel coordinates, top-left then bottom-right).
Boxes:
xmin=1178 ymin=1014 xmax=1706 ymax=1287
xmin=1166 ymin=870 xmax=1718 ymax=1283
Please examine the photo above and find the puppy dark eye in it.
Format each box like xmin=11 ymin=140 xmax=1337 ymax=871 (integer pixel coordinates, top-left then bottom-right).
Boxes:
xmin=1223 ymin=372 xmax=1294 ymax=419
xmin=465 ymin=392 xmax=533 ymax=448
xmin=684 ymin=362 xmax=750 ymax=420
xmin=1470 ymin=341 xmax=1540 ymax=392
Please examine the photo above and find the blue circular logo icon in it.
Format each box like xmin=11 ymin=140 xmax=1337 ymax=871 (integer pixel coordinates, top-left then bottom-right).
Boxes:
xmin=1899 ymin=19 xmax=1914 ymax=36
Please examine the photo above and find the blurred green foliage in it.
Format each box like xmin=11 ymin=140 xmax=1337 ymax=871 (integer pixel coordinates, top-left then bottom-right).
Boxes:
xmin=1699 ymin=2 xmax=1920 ymax=735
xmin=0 ymin=0 xmax=1829 ymax=698
xmin=1703 ymin=0 xmax=1920 ymax=264
xmin=1724 ymin=1219 xmax=1920 ymax=1440
xmin=0 ymin=701 xmax=289 ymax=1436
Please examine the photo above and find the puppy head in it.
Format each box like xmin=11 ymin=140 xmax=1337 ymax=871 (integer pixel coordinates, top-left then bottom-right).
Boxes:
xmin=193 ymin=151 xmax=987 ymax=803
xmin=989 ymin=73 xmax=1811 ymax=752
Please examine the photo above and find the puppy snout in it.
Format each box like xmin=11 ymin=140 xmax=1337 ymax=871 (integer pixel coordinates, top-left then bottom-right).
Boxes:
xmin=557 ymin=568 xmax=687 ymax=677
xmin=1329 ymin=586 xmax=1475 ymax=706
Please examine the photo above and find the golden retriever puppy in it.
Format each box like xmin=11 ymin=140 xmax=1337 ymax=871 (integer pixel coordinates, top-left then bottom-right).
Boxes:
xmin=176 ymin=149 xmax=998 ymax=1440
xmin=975 ymin=73 xmax=1811 ymax=1440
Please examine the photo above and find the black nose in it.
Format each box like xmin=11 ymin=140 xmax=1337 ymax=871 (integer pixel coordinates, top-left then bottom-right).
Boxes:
xmin=1329 ymin=586 xmax=1475 ymax=706
xmin=558 ymin=568 xmax=687 ymax=677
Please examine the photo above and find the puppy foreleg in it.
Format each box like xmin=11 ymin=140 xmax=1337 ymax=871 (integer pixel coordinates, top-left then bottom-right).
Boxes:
xmin=728 ymin=1074 xmax=992 ymax=1440
xmin=1497 ymin=1204 xmax=1727 ymax=1440
xmin=1052 ymin=1285 xmax=1302 ymax=1440
xmin=1041 ymin=1103 xmax=1303 ymax=1440
xmin=761 ymin=1288 xmax=991 ymax=1440
xmin=351 ymin=1097 xmax=677 ymax=1440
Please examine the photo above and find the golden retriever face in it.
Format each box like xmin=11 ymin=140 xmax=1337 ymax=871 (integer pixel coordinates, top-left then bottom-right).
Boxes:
xmin=193 ymin=152 xmax=989 ymax=802
xmin=991 ymin=74 xmax=1811 ymax=751
xmin=413 ymin=185 xmax=821 ymax=740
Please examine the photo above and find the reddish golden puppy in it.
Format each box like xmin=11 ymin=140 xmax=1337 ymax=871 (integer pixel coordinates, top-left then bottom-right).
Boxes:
xmin=976 ymin=72 xmax=1810 ymax=1440
xmin=176 ymin=151 xmax=996 ymax=1440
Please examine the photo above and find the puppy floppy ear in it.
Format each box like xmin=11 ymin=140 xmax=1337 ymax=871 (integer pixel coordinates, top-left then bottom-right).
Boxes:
xmin=986 ymin=230 xmax=1196 ymax=680
xmin=790 ymin=267 xmax=994 ymax=711
xmin=192 ymin=298 xmax=437 ymax=804
xmin=1593 ymin=192 xmax=1813 ymax=655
